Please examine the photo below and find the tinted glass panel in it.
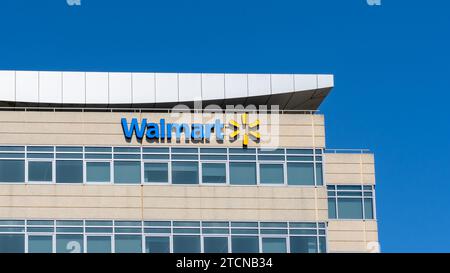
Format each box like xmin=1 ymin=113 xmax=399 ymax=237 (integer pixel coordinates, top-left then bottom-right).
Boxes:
xmin=0 ymin=234 xmax=24 ymax=253
xmin=260 ymin=164 xmax=284 ymax=184
xmin=28 ymin=235 xmax=52 ymax=253
xmin=202 ymin=163 xmax=226 ymax=183
xmin=231 ymin=236 xmax=259 ymax=253
xmin=145 ymin=237 xmax=170 ymax=253
xmin=0 ymin=160 xmax=24 ymax=182
xmin=172 ymin=162 xmax=199 ymax=184
xmin=315 ymin=163 xmax=323 ymax=185
xmin=290 ymin=236 xmax=317 ymax=253
xmin=204 ymin=237 xmax=228 ymax=253
xmin=28 ymin=161 xmax=52 ymax=182
xmin=86 ymin=162 xmax=110 ymax=183
xmin=173 ymin=235 xmax=201 ymax=253
xmin=262 ymin=238 xmax=287 ymax=253
xmin=87 ymin=236 xmax=111 ymax=253
xmin=144 ymin=163 xmax=168 ymax=183
xmin=338 ymin=198 xmax=363 ymax=219
xmin=56 ymin=235 xmax=83 ymax=253
xmin=115 ymin=235 xmax=142 ymax=253
xmin=328 ymin=198 xmax=337 ymax=219
xmin=364 ymin=199 xmax=374 ymax=219
xmin=287 ymin=162 xmax=314 ymax=185
xmin=229 ymin=162 xmax=256 ymax=185
xmin=114 ymin=161 xmax=141 ymax=184
xmin=56 ymin=160 xmax=83 ymax=183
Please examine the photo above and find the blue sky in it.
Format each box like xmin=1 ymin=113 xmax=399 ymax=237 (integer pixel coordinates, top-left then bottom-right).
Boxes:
xmin=0 ymin=0 xmax=449 ymax=252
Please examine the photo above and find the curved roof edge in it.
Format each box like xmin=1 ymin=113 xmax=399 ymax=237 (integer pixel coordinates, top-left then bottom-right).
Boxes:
xmin=0 ymin=71 xmax=334 ymax=110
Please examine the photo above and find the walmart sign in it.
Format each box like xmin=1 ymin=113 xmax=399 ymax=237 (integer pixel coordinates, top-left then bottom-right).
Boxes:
xmin=121 ymin=114 xmax=260 ymax=145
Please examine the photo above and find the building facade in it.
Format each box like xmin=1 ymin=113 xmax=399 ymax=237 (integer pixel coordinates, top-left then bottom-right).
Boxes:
xmin=0 ymin=71 xmax=379 ymax=253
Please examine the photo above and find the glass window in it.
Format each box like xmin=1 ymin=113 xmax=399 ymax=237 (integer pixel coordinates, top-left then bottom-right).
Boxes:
xmin=173 ymin=235 xmax=201 ymax=253
xmin=259 ymin=164 xmax=284 ymax=184
xmin=56 ymin=160 xmax=83 ymax=183
xmin=364 ymin=198 xmax=374 ymax=219
xmin=28 ymin=161 xmax=52 ymax=182
xmin=338 ymin=198 xmax=363 ymax=219
xmin=172 ymin=162 xmax=199 ymax=184
xmin=145 ymin=236 xmax=170 ymax=253
xmin=315 ymin=163 xmax=323 ymax=185
xmin=115 ymin=235 xmax=142 ymax=253
xmin=328 ymin=198 xmax=337 ymax=219
xmin=290 ymin=236 xmax=318 ymax=253
xmin=87 ymin=236 xmax=111 ymax=253
xmin=86 ymin=162 xmax=110 ymax=183
xmin=262 ymin=238 xmax=287 ymax=253
xmin=56 ymin=234 xmax=83 ymax=253
xmin=229 ymin=162 xmax=256 ymax=185
xmin=287 ymin=162 xmax=314 ymax=185
xmin=28 ymin=235 xmax=53 ymax=253
xmin=0 ymin=234 xmax=25 ymax=253
xmin=114 ymin=161 xmax=141 ymax=184
xmin=231 ymin=236 xmax=259 ymax=253
xmin=202 ymin=163 xmax=226 ymax=184
xmin=204 ymin=237 xmax=228 ymax=253
xmin=144 ymin=163 xmax=168 ymax=183
xmin=0 ymin=160 xmax=24 ymax=182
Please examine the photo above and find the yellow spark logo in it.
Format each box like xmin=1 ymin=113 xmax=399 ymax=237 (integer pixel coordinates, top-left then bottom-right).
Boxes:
xmin=229 ymin=113 xmax=260 ymax=146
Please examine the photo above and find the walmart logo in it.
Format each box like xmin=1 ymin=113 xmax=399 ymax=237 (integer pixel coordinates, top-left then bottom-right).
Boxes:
xmin=229 ymin=113 xmax=260 ymax=146
xmin=121 ymin=113 xmax=260 ymax=147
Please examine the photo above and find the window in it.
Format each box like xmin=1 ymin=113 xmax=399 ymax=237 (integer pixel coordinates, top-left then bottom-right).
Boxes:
xmin=0 ymin=234 xmax=25 ymax=253
xmin=114 ymin=161 xmax=141 ymax=184
xmin=259 ymin=164 xmax=284 ymax=184
xmin=172 ymin=162 xmax=199 ymax=184
xmin=204 ymin=237 xmax=228 ymax=253
xmin=0 ymin=160 xmax=24 ymax=182
xmin=262 ymin=238 xmax=287 ymax=253
xmin=145 ymin=236 xmax=170 ymax=253
xmin=229 ymin=162 xmax=256 ymax=185
xmin=115 ymin=235 xmax=142 ymax=253
xmin=287 ymin=162 xmax=314 ymax=185
xmin=202 ymin=163 xmax=226 ymax=184
xmin=87 ymin=236 xmax=112 ymax=253
xmin=86 ymin=162 xmax=110 ymax=183
xmin=144 ymin=162 xmax=168 ymax=183
xmin=56 ymin=234 xmax=83 ymax=253
xmin=173 ymin=235 xmax=201 ymax=253
xmin=28 ymin=235 xmax=53 ymax=253
xmin=231 ymin=236 xmax=259 ymax=253
xmin=28 ymin=161 xmax=52 ymax=182
xmin=327 ymin=185 xmax=375 ymax=220
xmin=56 ymin=160 xmax=83 ymax=183
xmin=290 ymin=236 xmax=318 ymax=253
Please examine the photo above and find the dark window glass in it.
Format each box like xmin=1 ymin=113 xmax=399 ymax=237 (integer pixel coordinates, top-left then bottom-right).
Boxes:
xmin=229 ymin=162 xmax=256 ymax=185
xmin=144 ymin=163 xmax=168 ymax=183
xmin=202 ymin=163 xmax=226 ymax=183
xmin=114 ymin=161 xmax=141 ymax=184
xmin=172 ymin=162 xmax=199 ymax=184
xmin=115 ymin=235 xmax=142 ymax=253
xmin=145 ymin=237 xmax=170 ymax=253
xmin=262 ymin=238 xmax=287 ymax=253
xmin=0 ymin=234 xmax=25 ymax=253
xmin=328 ymin=198 xmax=337 ymax=219
xmin=173 ymin=235 xmax=201 ymax=253
xmin=204 ymin=237 xmax=228 ymax=253
xmin=287 ymin=162 xmax=314 ymax=185
xmin=56 ymin=160 xmax=83 ymax=183
xmin=56 ymin=234 xmax=83 ymax=253
xmin=86 ymin=162 xmax=110 ymax=183
xmin=0 ymin=160 xmax=24 ymax=182
xmin=364 ymin=198 xmax=374 ymax=219
xmin=338 ymin=198 xmax=363 ymax=219
xmin=260 ymin=164 xmax=284 ymax=184
xmin=87 ymin=236 xmax=111 ymax=253
xmin=231 ymin=236 xmax=259 ymax=253
xmin=28 ymin=235 xmax=52 ymax=253
xmin=290 ymin=236 xmax=318 ymax=253
xmin=28 ymin=161 xmax=52 ymax=182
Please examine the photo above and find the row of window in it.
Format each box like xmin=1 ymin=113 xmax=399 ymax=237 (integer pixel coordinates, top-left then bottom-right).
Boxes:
xmin=0 ymin=146 xmax=323 ymax=186
xmin=327 ymin=185 xmax=376 ymax=220
xmin=0 ymin=220 xmax=326 ymax=253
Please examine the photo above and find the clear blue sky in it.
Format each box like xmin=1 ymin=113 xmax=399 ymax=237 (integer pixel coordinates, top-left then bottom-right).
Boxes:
xmin=0 ymin=0 xmax=449 ymax=252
